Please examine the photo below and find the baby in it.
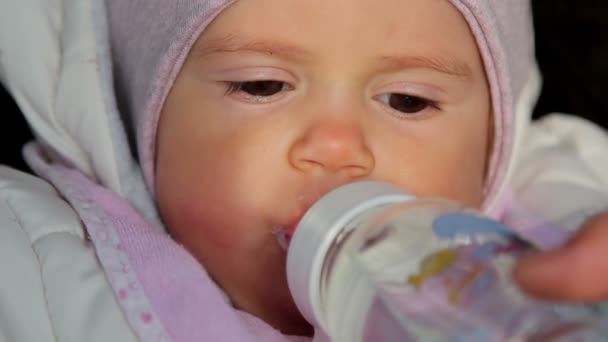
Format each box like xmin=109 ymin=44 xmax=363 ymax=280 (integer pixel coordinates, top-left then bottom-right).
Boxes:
xmin=155 ymin=0 xmax=491 ymax=334
xmin=0 ymin=0 xmax=607 ymax=341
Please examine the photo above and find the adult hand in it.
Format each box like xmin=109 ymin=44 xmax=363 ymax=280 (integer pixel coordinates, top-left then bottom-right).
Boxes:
xmin=514 ymin=212 xmax=608 ymax=301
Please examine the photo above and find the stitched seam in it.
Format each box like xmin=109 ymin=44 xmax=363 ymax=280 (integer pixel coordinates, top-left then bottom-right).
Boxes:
xmin=2 ymin=197 xmax=84 ymax=244
xmin=4 ymin=200 xmax=59 ymax=342
xmin=29 ymin=224 xmax=84 ymax=245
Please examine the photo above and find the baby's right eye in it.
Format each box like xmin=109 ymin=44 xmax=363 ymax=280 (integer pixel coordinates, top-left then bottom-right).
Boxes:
xmin=225 ymin=81 xmax=291 ymax=97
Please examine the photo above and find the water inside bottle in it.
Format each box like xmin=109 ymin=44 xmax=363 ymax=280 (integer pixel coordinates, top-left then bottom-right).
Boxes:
xmin=358 ymin=237 xmax=606 ymax=341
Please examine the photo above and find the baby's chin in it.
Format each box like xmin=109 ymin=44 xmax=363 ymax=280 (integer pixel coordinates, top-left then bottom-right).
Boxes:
xmin=227 ymin=253 xmax=313 ymax=336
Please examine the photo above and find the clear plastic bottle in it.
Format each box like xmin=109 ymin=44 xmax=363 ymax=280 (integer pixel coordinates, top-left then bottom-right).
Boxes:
xmin=286 ymin=181 xmax=608 ymax=341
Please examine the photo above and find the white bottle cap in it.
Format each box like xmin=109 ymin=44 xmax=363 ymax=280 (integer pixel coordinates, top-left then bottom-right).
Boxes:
xmin=286 ymin=181 xmax=413 ymax=331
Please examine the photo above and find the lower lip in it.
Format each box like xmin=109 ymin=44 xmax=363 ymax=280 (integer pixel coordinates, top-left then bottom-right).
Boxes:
xmin=273 ymin=227 xmax=291 ymax=251
xmin=273 ymin=219 xmax=302 ymax=251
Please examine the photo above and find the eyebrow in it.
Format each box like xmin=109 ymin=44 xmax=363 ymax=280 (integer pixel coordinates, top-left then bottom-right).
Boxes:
xmin=196 ymin=34 xmax=473 ymax=79
xmin=195 ymin=34 xmax=312 ymax=61
xmin=376 ymin=55 xmax=473 ymax=79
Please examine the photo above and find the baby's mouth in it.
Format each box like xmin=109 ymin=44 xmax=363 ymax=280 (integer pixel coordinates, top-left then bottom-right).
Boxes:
xmin=273 ymin=176 xmax=353 ymax=251
xmin=272 ymin=226 xmax=291 ymax=251
xmin=272 ymin=213 xmax=305 ymax=251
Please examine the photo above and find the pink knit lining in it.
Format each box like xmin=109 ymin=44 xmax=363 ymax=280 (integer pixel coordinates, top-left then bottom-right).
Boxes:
xmin=137 ymin=0 xmax=516 ymax=213
xmin=446 ymin=0 xmax=514 ymax=212
xmin=138 ymin=1 xmax=236 ymax=194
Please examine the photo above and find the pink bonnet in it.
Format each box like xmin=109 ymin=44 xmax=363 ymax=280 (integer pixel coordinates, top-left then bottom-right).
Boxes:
xmin=106 ymin=0 xmax=538 ymax=211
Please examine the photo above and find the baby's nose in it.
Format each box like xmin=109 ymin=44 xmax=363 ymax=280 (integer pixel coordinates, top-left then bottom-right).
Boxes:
xmin=288 ymin=119 xmax=374 ymax=178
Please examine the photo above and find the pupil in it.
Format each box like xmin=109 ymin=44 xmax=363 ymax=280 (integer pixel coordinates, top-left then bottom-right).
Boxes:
xmin=242 ymin=81 xmax=283 ymax=96
xmin=389 ymin=94 xmax=427 ymax=113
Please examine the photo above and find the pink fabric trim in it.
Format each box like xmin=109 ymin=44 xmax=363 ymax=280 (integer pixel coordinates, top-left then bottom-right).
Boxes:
xmin=446 ymin=0 xmax=513 ymax=213
xmin=24 ymin=143 xmax=300 ymax=342
xmin=25 ymin=144 xmax=170 ymax=341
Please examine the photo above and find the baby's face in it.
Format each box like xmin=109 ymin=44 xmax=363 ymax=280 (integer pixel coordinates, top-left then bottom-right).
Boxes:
xmin=156 ymin=0 xmax=491 ymax=334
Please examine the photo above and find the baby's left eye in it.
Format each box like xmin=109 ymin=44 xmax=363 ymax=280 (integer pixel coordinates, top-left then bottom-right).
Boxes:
xmin=376 ymin=94 xmax=438 ymax=115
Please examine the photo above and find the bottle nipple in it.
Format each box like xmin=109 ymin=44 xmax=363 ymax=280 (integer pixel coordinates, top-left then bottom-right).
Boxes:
xmin=272 ymin=226 xmax=291 ymax=251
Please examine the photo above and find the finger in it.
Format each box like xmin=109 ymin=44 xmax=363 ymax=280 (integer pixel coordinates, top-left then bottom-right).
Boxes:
xmin=514 ymin=214 xmax=608 ymax=301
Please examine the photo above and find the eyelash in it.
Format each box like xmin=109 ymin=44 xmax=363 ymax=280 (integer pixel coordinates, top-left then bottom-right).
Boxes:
xmin=223 ymin=80 xmax=441 ymax=116
xmin=374 ymin=93 xmax=441 ymax=119
xmin=223 ymin=80 xmax=292 ymax=103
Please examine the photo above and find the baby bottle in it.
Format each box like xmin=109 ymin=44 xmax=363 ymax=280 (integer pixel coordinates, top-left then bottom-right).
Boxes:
xmin=286 ymin=181 xmax=608 ymax=341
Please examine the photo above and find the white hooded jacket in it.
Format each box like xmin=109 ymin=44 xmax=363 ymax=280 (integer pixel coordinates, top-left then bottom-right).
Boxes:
xmin=1 ymin=0 xmax=608 ymax=341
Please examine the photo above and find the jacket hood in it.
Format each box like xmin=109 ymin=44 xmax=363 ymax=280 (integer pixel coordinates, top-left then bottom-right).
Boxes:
xmin=0 ymin=0 xmax=161 ymax=227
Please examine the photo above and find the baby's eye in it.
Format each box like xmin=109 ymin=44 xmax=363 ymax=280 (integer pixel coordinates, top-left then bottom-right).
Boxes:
xmin=225 ymin=81 xmax=291 ymax=97
xmin=376 ymin=93 xmax=439 ymax=115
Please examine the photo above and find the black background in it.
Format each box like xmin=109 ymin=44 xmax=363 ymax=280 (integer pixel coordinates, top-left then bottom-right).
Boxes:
xmin=2 ymin=1 xmax=607 ymax=172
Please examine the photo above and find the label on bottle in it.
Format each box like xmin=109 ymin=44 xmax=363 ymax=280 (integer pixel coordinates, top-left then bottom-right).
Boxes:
xmin=361 ymin=213 xmax=605 ymax=341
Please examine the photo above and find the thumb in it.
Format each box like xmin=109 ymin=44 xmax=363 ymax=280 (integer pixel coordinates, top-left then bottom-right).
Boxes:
xmin=514 ymin=213 xmax=608 ymax=301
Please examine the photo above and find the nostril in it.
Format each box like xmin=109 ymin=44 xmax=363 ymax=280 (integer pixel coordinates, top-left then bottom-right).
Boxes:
xmin=290 ymin=158 xmax=325 ymax=172
xmin=288 ymin=120 xmax=375 ymax=175
xmin=289 ymin=149 xmax=375 ymax=177
xmin=341 ymin=162 xmax=374 ymax=178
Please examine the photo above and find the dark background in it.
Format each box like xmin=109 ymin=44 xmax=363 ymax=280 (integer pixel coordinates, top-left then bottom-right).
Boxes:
xmin=533 ymin=1 xmax=608 ymax=128
xmin=2 ymin=1 xmax=607 ymax=172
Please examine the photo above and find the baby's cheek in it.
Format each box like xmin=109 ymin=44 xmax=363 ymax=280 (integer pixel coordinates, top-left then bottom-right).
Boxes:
xmin=166 ymin=198 xmax=238 ymax=251
xmin=165 ymin=208 xmax=250 ymax=290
